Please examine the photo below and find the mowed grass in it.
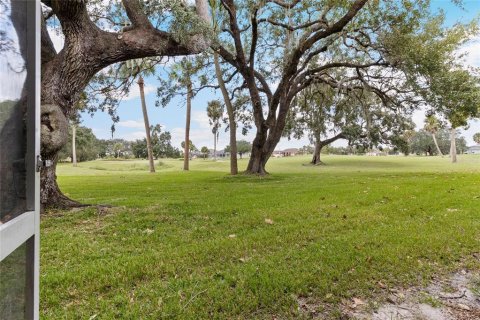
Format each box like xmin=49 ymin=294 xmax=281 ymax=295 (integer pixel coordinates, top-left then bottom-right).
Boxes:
xmin=42 ymin=155 xmax=480 ymax=319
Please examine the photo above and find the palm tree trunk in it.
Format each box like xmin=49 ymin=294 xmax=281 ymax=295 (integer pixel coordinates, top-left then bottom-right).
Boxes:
xmin=450 ymin=128 xmax=457 ymax=163
xmin=72 ymin=124 xmax=77 ymax=167
xmin=431 ymin=133 xmax=443 ymax=157
xmin=213 ymin=52 xmax=237 ymax=174
xmin=213 ymin=131 xmax=217 ymax=161
xmin=138 ymin=76 xmax=155 ymax=173
xmin=184 ymin=80 xmax=192 ymax=171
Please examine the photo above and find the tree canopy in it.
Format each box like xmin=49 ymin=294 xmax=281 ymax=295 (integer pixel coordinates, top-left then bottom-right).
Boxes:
xmin=39 ymin=0 xmax=212 ymax=207
xmin=200 ymin=0 xmax=479 ymax=174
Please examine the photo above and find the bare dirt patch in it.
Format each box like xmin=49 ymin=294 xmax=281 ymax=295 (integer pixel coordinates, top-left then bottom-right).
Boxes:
xmin=349 ymin=270 xmax=480 ymax=320
xmin=298 ymin=270 xmax=480 ymax=319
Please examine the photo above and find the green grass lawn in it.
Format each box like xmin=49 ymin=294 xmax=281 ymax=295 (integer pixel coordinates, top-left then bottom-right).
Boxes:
xmin=42 ymin=155 xmax=480 ymax=319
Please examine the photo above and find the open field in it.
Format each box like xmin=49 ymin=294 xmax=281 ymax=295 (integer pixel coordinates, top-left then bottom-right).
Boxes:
xmin=42 ymin=155 xmax=480 ymax=319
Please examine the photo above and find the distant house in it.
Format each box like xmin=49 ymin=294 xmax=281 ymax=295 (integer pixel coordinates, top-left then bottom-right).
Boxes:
xmin=272 ymin=151 xmax=283 ymax=158
xmin=209 ymin=149 xmax=227 ymax=158
xmin=272 ymin=148 xmax=299 ymax=157
xmin=190 ymin=151 xmax=203 ymax=159
xmin=366 ymin=150 xmax=387 ymax=156
xmin=283 ymin=148 xmax=299 ymax=156
xmin=466 ymin=145 xmax=480 ymax=154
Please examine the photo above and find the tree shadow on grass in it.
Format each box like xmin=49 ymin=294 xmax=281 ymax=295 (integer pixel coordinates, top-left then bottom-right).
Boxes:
xmin=219 ymin=173 xmax=288 ymax=184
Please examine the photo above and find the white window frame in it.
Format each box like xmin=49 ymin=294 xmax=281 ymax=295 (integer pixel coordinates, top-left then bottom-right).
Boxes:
xmin=0 ymin=1 xmax=41 ymax=319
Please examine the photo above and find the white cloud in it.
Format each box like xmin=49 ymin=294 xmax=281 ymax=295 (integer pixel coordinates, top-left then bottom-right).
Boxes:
xmin=461 ymin=119 xmax=480 ymax=146
xmin=123 ymin=84 xmax=156 ymax=101
xmin=90 ymin=127 xmax=114 ymax=140
xmin=171 ymin=127 xmax=211 ymax=149
xmin=458 ymin=36 xmax=480 ymax=68
xmin=191 ymin=110 xmax=211 ymax=129
xmin=412 ymin=107 xmax=427 ymax=129
xmin=116 ymin=130 xmax=146 ymax=141
xmin=117 ymin=119 xmax=145 ymax=129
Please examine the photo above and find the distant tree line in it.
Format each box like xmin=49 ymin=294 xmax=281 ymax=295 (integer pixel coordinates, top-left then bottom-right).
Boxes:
xmin=405 ymin=129 xmax=467 ymax=156
xmin=297 ymin=129 xmax=468 ymax=157
xmin=131 ymin=125 xmax=182 ymax=159
xmin=59 ymin=123 xmax=182 ymax=163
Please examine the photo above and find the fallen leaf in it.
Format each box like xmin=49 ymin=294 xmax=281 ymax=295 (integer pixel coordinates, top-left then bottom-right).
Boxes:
xmin=351 ymin=297 xmax=366 ymax=308
xmin=386 ymin=295 xmax=397 ymax=304
xmin=457 ymin=303 xmax=471 ymax=311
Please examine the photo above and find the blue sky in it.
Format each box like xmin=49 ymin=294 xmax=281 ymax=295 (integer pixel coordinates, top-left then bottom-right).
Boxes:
xmin=49 ymin=0 xmax=480 ymax=150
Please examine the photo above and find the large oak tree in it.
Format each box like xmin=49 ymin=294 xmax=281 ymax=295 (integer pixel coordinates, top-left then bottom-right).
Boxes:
xmin=284 ymin=84 xmax=414 ymax=164
xmin=40 ymin=0 xmax=211 ymax=208
xmin=212 ymin=0 xmax=475 ymax=174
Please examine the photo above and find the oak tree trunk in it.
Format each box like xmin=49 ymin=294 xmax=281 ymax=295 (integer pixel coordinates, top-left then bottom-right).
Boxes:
xmin=40 ymin=154 xmax=86 ymax=209
xmin=311 ymin=141 xmax=324 ymax=165
xmin=40 ymin=103 xmax=84 ymax=208
xmin=245 ymin=124 xmax=271 ymax=175
xmin=184 ymin=81 xmax=192 ymax=170
xmin=138 ymin=76 xmax=155 ymax=173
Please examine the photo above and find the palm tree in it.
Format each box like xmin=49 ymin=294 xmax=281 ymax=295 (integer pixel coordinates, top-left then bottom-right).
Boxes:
xmin=207 ymin=100 xmax=224 ymax=161
xmin=71 ymin=123 xmax=77 ymax=166
xmin=168 ymin=58 xmax=196 ymax=170
xmin=184 ymin=75 xmax=193 ymax=170
xmin=70 ymin=95 xmax=87 ymax=167
xmin=201 ymin=146 xmax=209 ymax=159
xmin=125 ymin=59 xmax=156 ymax=173
xmin=473 ymin=132 xmax=480 ymax=144
xmin=137 ymin=75 xmax=155 ymax=173
xmin=424 ymin=115 xmax=443 ymax=157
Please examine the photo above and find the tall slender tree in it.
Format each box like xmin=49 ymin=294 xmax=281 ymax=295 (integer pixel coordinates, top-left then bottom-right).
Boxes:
xmin=209 ymin=0 xmax=239 ymax=174
xmin=138 ymin=75 xmax=155 ymax=172
xmin=424 ymin=115 xmax=443 ymax=157
xmin=207 ymin=100 xmax=224 ymax=161
xmin=71 ymin=121 xmax=78 ymax=167
xmin=184 ymin=77 xmax=193 ymax=170
xmin=124 ymin=58 xmax=158 ymax=172
xmin=175 ymin=59 xmax=196 ymax=170
xmin=68 ymin=94 xmax=88 ymax=167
